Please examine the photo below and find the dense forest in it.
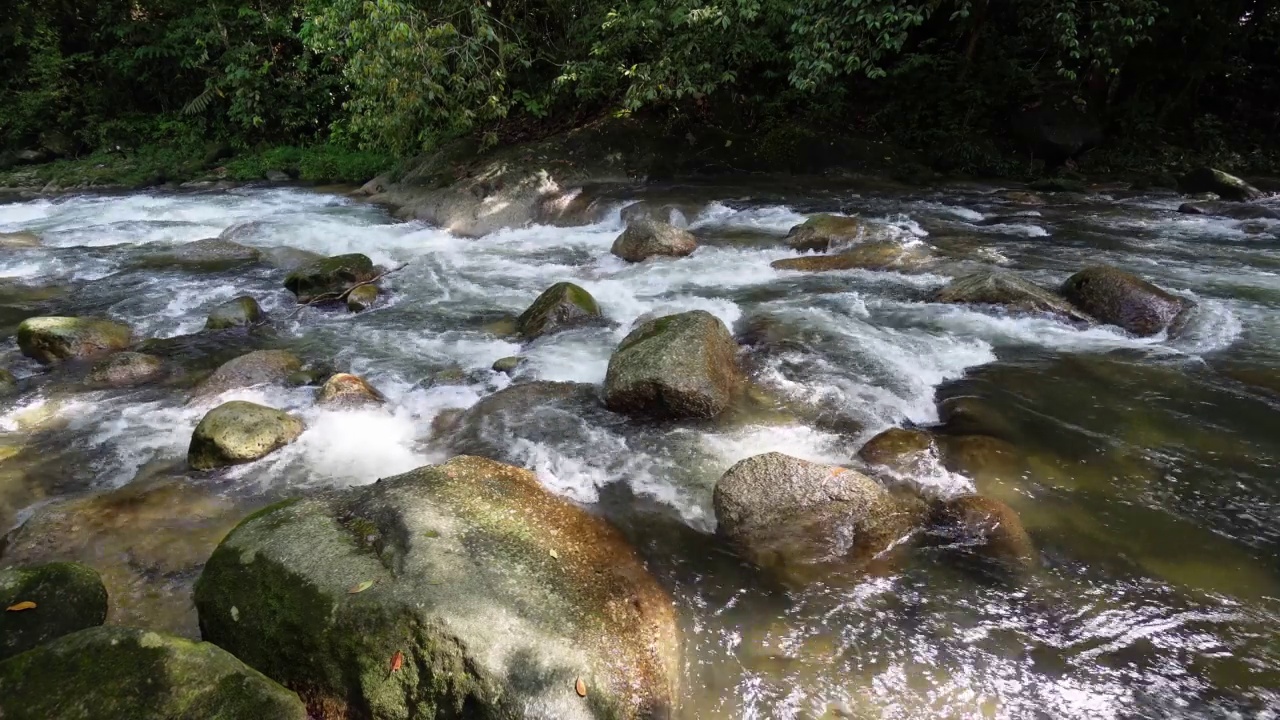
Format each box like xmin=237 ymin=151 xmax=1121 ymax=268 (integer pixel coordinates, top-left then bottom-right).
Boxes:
xmin=1 ymin=0 xmax=1278 ymax=180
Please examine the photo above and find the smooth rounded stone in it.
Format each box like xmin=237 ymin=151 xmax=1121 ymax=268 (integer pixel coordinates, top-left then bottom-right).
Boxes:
xmin=938 ymin=395 xmax=1020 ymax=440
xmin=938 ymin=435 xmax=1025 ymax=486
xmin=284 ymin=253 xmax=377 ymax=304
xmin=713 ymin=452 xmax=918 ymax=578
xmin=17 ymin=316 xmax=132 ymax=364
xmin=1060 ymin=265 xmax=1193 ymax=337
xmin=619 ymin=199 xmax=703 ymax=228
xmin=0 ymin=563 xmax=107 ymax=661
xmin=346 ymin=283 xmax=378 ymax=312
xmin=857 ymin=428 xmax=939 ymax=476
xmin=932 ymin=495 xmax=1036 ymax=572
xmin=516 ymin=281 xmax=603 ymax=340
xmin=491 ymin=356 xmax=523 ymax=374
xmin=257 ymin=245 xmax=324 ymax=271
xmin=315 ymin=373 xmax=385 ymax=408
xmin=933 ymin=270 xmax=1092 ymax=322
xmin=1177 ymin=167 xmax=1264 ymax=202
xmin=1176 ymin=201 xmax=1280 ymax=220
xmin=611 ymin=219 xmax=698 ymax=262
xmin=785 ymin=214 xmax=898 ymax=252
xmin=193 ymin=455 xmax=679 ymax=720
xmin=447 ymin=382 xmax=607 ymax=459
xmin=204 ymin=296 xmax=262 ymax=330
xmin=189 ymin=349 xmax=303 ymax=401
xmin=187 ymin=401 xmax=305 ymax=470
xmin=771 ymin=241 xmax=933 ymax=273
xmin=604 ymin=310 xmax=745 ymax=420
xmin=0 ymin=368 xmax=15 ymax=395
xmin=0 ymin=626 xmax=306 ymax=720
xmin=87 ymin=352 xmax=165 ymax=387
xmin=0 ymin=231 xmax=41 ymax=249
xmin=138 ymin=238 xmax=262 ymax=270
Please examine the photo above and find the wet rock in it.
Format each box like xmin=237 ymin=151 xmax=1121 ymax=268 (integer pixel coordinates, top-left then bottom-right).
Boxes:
xmin=713 ymin=452 xmax=916 ymax=576
xmin=264 ymin=169 xmax=292 ymax=183
xmin=315 ymin=373 xmax=385 ymax=408
xmin=857 ymin=428 xmax=939 ymax=476
xmin=491 ymin=356 xmax=521 ymax=374
xmin=0 ymin=368 xmax=15 ymax=395
xmin=428 ymin=408 xmax=465 ymax=441
xmin=187 ymin=401 xmax=304 ymax=470
xmin=604 ymin=310 xmax=744 ymax=420
xmin=0 ymin=563 xmax=107 ymax=661
xmin=0 ymin=626 xmax=307 ymax=720
xmin=1060 ymin=266 xmax=1192 ymax=337
xmin=938 ymin=395 xmax=1019 ymax=440
xmin=611 ymin=220 xmax=698 ymax=262
xmin=933 ymin=270 xmax=1092 ymax=322
xmin=1177 ymin=167 xmax=1263 ymax=202
xmin=17 ymin=316 xmax=132 ymax=364
xmin=87 ymin=352 xmax=165 ymax=387
xmin=138 ymin=238 xmax=262 ymax=271
xmin=516 ymin=282 xmax=603 ymax=340
xmin=194 ymin=455 xmax=679 ymax=720
xmin=785 ymin=215 xmax=897 ymax=252
xmin=204 ymin=296 xmax=262 ymax=330
xmin=938 ymin=435 xmax=1025 ymax=486
xmin=619 ymin=199 xmax=703 ymax=228
xmin=535 ymin=188 xmax=613 ymax=227
xmin=448 ymin=382 xmax=605 ymax=458
xmin=771 ymin=241 xmax=933 ymax=273
xmin=0 ymin=231 xmax=40 ymax=249
xmin=345 ymin=283 xmax=378 ymax=312
xmin=1176 ymin=201 xmax=1280 ymax=221
xmin=257 ymin=246 xmax=324 ymax=271
xmin=1027 ymin=177 xmax=1086 ymax=193
xmin=284 ymin=253 xmax=377 ymax=304
xmin=932 ymin=495 xmax=1036 ymax=572
xmin=1001 ymin=191 xmax=1046 ymax=206
xmin=189 ymin=349 xmax=302 ymax=401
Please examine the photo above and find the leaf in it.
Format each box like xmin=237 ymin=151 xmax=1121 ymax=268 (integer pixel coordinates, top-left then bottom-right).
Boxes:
xmin=6 ymin=601 xmax=36 ymax=612
xmin=348 ymin=580 xmax=375 ymax=594
xmin=390 ymin=650 xmax=404 ymax=673
xmin=549 ymin=548 xmax=560 ymax=560
xmin=575 ymin=677 xmax=587 ymax=697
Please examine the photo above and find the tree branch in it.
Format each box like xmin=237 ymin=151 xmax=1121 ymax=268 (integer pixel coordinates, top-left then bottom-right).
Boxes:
xmin=286 ymin=262 xmax=410 ymax=318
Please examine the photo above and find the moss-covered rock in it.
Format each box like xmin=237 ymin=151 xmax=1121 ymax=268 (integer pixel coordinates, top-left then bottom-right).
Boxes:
xmin=0 ymin=562 xmax=107 ymax=661
xmin=932 ymin=495 xmax=1036 ymax=573
xmin=604 ymin=310 xmax=744 ymax=420
xmin=346 ymin=284 xmax=379 ymax=312
xmin=784 ymin=215 xmax=897 ymax=252
xmin=139 ymin=238 xmax=262 ymax=271
xmin=17 ymin=316 xmax=132 ymax=364
xmin=315 ymin=373 xmax=385 ymax=408
xmin=1177 ymin=167 xmax=1264 ymax=202
xmin=1060 ymin=265 xmax=1192 ymax=337
xmin=771 ymin=241 xmax=933 ymax=273
xmin=933 ymin=270 xmax=1092 ymax=322
xmin=856 ymin=428 xmax=939 ymax=475
xmin=88 ymin=352 xmax=165 ymax=387
xmin=491 ymin=356 xmax=523 ymax=374
xmin=190 ymin=349 xmax=303 ymax=401
xmin=610 ymin=220 xmax=697 ymax=262
xmin=205 ymin=296 xmax=263 ymax=330
xmin=188 ymin=401 xmax=304 ymax=470
xmin=193 ymin=455 xmax=679 ymax=720
xmin=0 ymin=626 xmax=306 ymax=720
xmin=284 ymin=254 xmax=377 ymax=304
xmin=516 ymin=282 xmax=604 ymax=340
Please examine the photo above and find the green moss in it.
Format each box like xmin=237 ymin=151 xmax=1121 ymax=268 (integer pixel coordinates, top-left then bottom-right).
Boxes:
xmin=515 ymin=282 xmax=603 ymax=340
xmin=0 ymin=562 xmax=107 ymax=661
xmin=206 ymin=296 xmax=263 ymax=330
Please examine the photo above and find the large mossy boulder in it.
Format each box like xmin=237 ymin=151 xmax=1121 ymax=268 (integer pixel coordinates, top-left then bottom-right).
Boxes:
xmin=190 ymin=349 xmax=303 ymax=401
xmin=139 ymin=238 xmax=262 ymax=271
xmin=88 ymin=352 xmax=165 ymax=387
xmin=604 ymin=310 xmax=744 ymax=420
xmin=188 ymin=401 xmax=304 ymax=470
xmin=0 ymin=626 xmax=307 ymax=720
xmin=1060 ymin=266 xmax=1192 ymax=337
xmin=933 ymin=270 xmax=1093 ymax=322
xmin=610 ymin=220 xmax=697 ymax=262
xmin=0 ymin=562 xmax=107 ymax=661
xmin=784 ymin=215 xmax=897 ymax=252
xmin=771 ymin=241 xmax=933 ymax=273
xmin=713 ymin=452 xmax=919 ymax=580
xmin=284 ymin=253 xmax=377 ymax=304
xmin=205 ymin=296 xmax=263 ymax=330
xmin=932 ymin=495 xmax=1036 ymax=573
xmin=17 ymin=316 xmax=132 ymax=364
xmin=315 ymin=373 xmax=385 ymax=408
xmin=193 ymin=455 xmax=679 ymax=720
xmin=1177 ymin=167 xmax=1264 ymax=202
xmin=516 ymin=282 xmax=604 ymax=340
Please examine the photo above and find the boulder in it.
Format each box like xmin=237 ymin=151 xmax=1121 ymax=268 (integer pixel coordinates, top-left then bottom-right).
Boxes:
xmin=856 ymin=428 xmax=939 ymax=476
xmin=187 ymin=401 xmax=305 ymax=470
xmin=315 ymin=373 xmax=385 ymax=408
xmin=1060 ymin=266 xmax=1192 ymax=337
xmin=604 ymin=310 xmax=744 ymax=420
xmin=0 ymin=563 xmax=107 ymax=661
xmin=784 ymin=215 xmax=897 ymax=252
xmin=447 ymin=382 xmax=607 ymax=460
xmin=88 ymin=352 xmax=165 ymax=387
xmin=193 ymin=455 xmax=679 ymax=720
xmin=0 ymin=231 xmax=41 ymax=249
xmin=516 ymin=282 xmax=604 ymax=340
xmin=258 ymin=246 xmax=324 ymax=271
xmin=204 ymin=296 xmax=262 ymax=330
xmin=17 ymin=316 xmax=132 ymax=364
xmin=346 ymin=284 xmax=378 ymax=312
xmin=938 ymin=435 xmax=1025 ymax=486
xmin=1177 ymin=167 xmax=1264 ymax=202
xmin=1176 ymin=202 xmax=1280 ymax=221
xmin=0 ymin=626 xmax=306 ymax=720
xmin=933 ymin=270 xmax=1093 ymax=322
xmin=190 ymin=349 xmax=303 ymax=401
xmin=932 ymin=495 xmax=1036 ymax=572
xmin=619 ymin=200 xmax=703 ymax=228
xmin=491 ymin=356 xmax=523 ymax=374
xmin=284 ymin=254 xmax=378 ymax=304
xmin=138 ymin=238 xmax=262 ymax=270
xmin=611 ymin=220 xmax=697 ymax=262
xmin=771 ymin=241 xmax=933 ymax=273
xmin=713 ymin=452 xmax=917 ymax=577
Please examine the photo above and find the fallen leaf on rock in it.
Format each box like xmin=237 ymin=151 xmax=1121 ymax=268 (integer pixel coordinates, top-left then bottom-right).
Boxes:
xmin=575 ymin=677 xmax=587 ymax=697
xmin=6 ymin=601 xmax=36 ymax=612
xmin=549 ymin=549 xmax=560 ymax=560
xmin=348 ymin=580 xmax=375 ymax=594
xmin=390 ymin=651 xmax=404 ymax=673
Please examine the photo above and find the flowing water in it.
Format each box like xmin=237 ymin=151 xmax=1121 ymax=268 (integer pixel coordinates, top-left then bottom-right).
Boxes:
xmin=1 ymin=183 xmax=1278 ymax=718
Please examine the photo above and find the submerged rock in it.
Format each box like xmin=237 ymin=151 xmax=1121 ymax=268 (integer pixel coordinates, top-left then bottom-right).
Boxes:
xmin=1176 ymin=201 xmax=1280 ymax=221
xmin=345 ymin=283 xmax=378 ymax=312
xmin=204 ymin=296 xmax=262 ymax=330
xmin=315 ymin=373 xmax=385 ymax=408
xmin=187 ymin=401 xmax=304 ymax=470
xmin=0 ymin=626 xmax=306 ymax=720
xmin=1060 ymin=266 xmax=1192 ymax=336
xmin=771 ymin=241 xmax=933 ymax=273
xmin=0 ymin=562 xmax=107 ymax=661
xmin=604 ymin=310 xmax=744 ymax=420
xmin=88 ymin=352 xmax=165 ymax=387
xmin=516 ymin=281 xmax=603 ymax=340
xmin=284 ymin=253 xmax=377 ymax=304
xmin=139 ymin=238 xmax=262 ymax=270
xmin=933 ymin=270 xmax=1092 ymax=322
xmin=857 ymin=428 xmax=939 ymax=476
xmin=491 ymin=356 xmax=523 ymax=374
xmin=932 ymin=495 xmax=1036 ymax=572
xmin=448 ymin=381 xmax=606 ymax=460
xmin=189 ymin=349 xmax=302 ymax=400
xmin=17 ymin=316 xmax=132 ymax=364
xmin=194 ymin=455 xmax=679 ymax=720
xmin=785 ymin=215 xmax=897 ymax=252
xmin=1177 ymin=167 xmax=1263 ymax=202
xmin=611 ymin=220 xmax=698 ymax=262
